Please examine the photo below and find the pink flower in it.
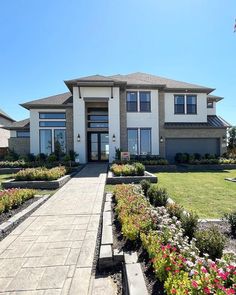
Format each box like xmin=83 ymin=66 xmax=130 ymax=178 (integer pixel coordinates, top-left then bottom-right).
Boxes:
xmin=201 ymin=266 xmax=208 ymax=274
xmin=226 ymin=289 xmax=235 ymax=295
xmin=191 ymin=280 xmax=198 ymax=288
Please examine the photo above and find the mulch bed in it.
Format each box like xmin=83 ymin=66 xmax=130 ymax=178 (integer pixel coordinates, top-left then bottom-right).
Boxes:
xmin=111 ymin=198 xmax=164 ymax=295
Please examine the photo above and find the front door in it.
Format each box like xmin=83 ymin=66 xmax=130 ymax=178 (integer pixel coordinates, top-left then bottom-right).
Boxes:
xmin=88 ymin=132 xmax=109 ymax=161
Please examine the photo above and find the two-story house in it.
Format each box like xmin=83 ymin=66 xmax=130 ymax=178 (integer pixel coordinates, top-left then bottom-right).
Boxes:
xmin=0 ymin=108 xmax=15 ymax=149
xmin=5 ymin=72 xmax=230 ymax=162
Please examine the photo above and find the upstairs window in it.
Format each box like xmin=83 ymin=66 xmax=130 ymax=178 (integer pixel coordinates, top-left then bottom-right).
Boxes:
xmin=127 ymin=92 xmax=138 ymax=112
xmin=207 ymin=101 xmax=214 ymax=108
xmin=174 ymin=95 xmax=185 ymax=114
xmin=187 ymin=95 xmax=197 ymax=114
xmin=39 ymin=121 xmax=66 ymax=127
xmin=140 ymin=92 xmax=151 ymax=112
xmin=39 ymin=113 xmax=66 ymax=119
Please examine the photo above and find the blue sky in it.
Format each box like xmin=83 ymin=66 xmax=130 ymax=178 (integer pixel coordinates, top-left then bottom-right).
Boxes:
xmin=0 ymin=0 xmax=235 ymax=124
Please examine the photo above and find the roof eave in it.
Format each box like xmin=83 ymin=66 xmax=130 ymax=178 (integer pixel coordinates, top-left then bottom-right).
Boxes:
xmin=165 ymin=87 xmax=215 ymax=94
xmin=20 ymin=103 xmax=73 ymax=110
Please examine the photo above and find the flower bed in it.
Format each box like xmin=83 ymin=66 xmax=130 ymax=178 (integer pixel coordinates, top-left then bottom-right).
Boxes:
xmin=14 ymin=167 xmax=66 ymax=181
xmin=111 ymin=163 xmax=145 ymax=176
xmin=0 ymin=160 xmax=78 ymax=169
xmin=0 ymin=188 xmax=36 ymax=214
xmin=114 ymin=184 xmax=236 ymax=294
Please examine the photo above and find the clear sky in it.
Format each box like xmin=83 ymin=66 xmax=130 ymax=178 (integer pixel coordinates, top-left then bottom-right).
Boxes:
xmin=0 ymin=0 xmax=235 ymax=124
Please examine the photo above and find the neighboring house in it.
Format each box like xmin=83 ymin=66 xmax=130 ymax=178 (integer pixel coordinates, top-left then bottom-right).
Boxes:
xmin=5 ymin=72 xmax=230 ymax=162
xmin=0 ymin=108 xmax=15 ymax=148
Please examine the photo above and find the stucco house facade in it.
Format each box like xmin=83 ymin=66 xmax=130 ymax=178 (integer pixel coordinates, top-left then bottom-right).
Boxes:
xmin=5 ymin=72 xmax=230 ymax=163
xmin=0 ymin=109 xmax=15 ymax=148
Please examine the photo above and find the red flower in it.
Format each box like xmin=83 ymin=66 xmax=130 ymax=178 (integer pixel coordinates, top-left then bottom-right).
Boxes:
xmin=171 ymin=289 xmax=177 ymax=294
xmin=203 ymin=287 xmax=211 ymax=294
xmin=166 ymin=267 xmax=171 ymax=271
xmin=226 ymin=289 xmax=235 ymax=295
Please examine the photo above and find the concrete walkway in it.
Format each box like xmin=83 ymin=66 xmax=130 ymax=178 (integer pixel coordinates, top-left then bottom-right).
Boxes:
xmin=0 ymin=164 xmax=107 ymax=295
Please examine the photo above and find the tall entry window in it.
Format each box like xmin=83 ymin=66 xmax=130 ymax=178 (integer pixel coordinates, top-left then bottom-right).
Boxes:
xmin=54 ymin=130 xmax=66 ymax=153
xmin=40 ymin=130 xmax=52 ymax=154
xmin=88 ymin=133 xmax=109 ymax=161
xmin=127 ymin=129 xmax=138 ymax=155
xmin=140 ymin=128 xmax=151 ymax=155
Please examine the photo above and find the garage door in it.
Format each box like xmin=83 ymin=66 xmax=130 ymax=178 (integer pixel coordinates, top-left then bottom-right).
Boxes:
xmin=165 ymin=138 xmax=220 ymax=162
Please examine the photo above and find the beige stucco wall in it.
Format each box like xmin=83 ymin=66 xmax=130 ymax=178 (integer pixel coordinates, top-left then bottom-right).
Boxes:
xmin=0 ymin=116 xmax=13 ymax=148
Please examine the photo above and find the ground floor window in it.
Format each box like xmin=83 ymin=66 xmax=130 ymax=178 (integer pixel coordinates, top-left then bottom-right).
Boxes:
xmin=40 ymin=130 xmax=52 ymax=154
xmin=127 ymin=128 xmax=151 ymax=155
xmin=40 ymin=129 xmax=66 ymax=155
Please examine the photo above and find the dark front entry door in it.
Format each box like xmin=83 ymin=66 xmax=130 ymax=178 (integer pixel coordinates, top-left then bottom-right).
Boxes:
xmin=88 ymin=133 xmax=109 ymax=161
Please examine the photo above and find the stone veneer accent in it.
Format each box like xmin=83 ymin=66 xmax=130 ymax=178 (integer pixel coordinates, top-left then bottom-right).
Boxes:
xmin=119 ymin=89 xmax=128 ymax=151
xmin=158 ymin=91 xmax=227 ymax=158
xmin=66 ymin=107 xmax=74 ymax=152
xmin=9 ymin=138 xmax=30 ymax=155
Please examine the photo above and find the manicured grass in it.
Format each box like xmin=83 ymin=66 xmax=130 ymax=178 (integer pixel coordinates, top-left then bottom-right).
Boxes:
xmin=0 ymin=174 xmax=14 ymax=189
xmin=156 ymin=170 xmax=236 ymax=218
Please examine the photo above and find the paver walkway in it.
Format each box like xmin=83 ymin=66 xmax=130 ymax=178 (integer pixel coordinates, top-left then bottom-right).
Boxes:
xmin=0 ymin=164 xmax=107 ymax=295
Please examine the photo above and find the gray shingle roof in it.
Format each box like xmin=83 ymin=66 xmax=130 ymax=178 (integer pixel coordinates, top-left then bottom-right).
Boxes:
xmin=0 ymin=108 xmax=15 ymax=122
xmin=4 ymin=118 xmax=30 ymax=130
xmin=21 ymin=92 xmax=72 ymax=109
xmin=164 ymin=115 xmax=230 ymax=129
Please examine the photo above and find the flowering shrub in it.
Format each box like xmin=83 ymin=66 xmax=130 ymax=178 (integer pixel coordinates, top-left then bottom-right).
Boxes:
xmin=111 ymin=162 xmax=145 ymax=176
xmin=113 ymin=184 xmax=236 ymax=294
xmin=15 ymin=167 xmax=66 ymax=181
xmin=0 ymin=188 xmax=36 ymax=214
xmin=147 ymin=184 xmax=169 ymax=207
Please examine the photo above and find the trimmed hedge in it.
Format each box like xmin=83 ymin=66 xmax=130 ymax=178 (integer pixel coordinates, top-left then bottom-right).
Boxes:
xmin=0 ymin=188 xmax=36 ymax=214
xmin=111 ymin=162 xmax=145 ymax=176
xmin=15 ymin=167 xmax=67 ymax=181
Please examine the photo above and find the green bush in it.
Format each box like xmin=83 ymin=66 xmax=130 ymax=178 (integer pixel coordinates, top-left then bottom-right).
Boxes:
xmin=180 ymin=211 xmax=199 ymax=240
xmin=140 ymin=179 xmax=151 ymax=197
xmin=195 ymin=226 xmax=226 ymax=260
xmin=223 ymin=211 xmax=236 ymax=236
xmin=147 ymin=184 xmax=168 ymax=207
xmin=47 ymin=153 xmax=57 ymax=163
xmin=133 ymin=162 xmax=145 ymax=176
xmin=166 ymin=203 xmax=184 ymax=220
xmin=15 ymin=166 xmax=66 ymax=181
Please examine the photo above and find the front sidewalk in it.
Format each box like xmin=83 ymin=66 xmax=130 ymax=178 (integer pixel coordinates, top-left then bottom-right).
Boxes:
xmin=0 ymin=164 xmax=107 ymax=295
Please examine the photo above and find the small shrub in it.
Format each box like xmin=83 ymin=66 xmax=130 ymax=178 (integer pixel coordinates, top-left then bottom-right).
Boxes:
xmin=47 ymin=153 xmax=57 ymax=163
xmin=35 ymin=153 xmax=47 ymax=162
xmin=166 ymin=203 xmax=184 ymax=220
xmin=133 ymin=162 xmax=145 ymax=176
xmin=4 ymin=149 xmax=19 ymax=161
xmin=195 ymin=226 xmax=226 ymax=260
xmin=147 ymin=184 xmax=168 ymax=207
xmin=140 ymin=179 xmax=151 ymax=197
xmin=180 ymin=211 xmax=198 ymax=240
xmin=223 ymin=211 xmax=236 ymax=236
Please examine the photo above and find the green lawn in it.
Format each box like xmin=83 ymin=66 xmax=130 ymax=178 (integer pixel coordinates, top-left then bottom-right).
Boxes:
xmin=157 ymin=170 xmax=236 ymax=218
xmin=0 ymin=174 xmax=14 ymax=189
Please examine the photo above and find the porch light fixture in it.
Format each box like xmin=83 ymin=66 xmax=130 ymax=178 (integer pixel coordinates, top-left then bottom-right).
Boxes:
xmin=160 ymin=136 xmax=164 ymax=143
xmin=112 ymin=134 xmax=116 ymax=142
xmin=77 ymin=133 xmax=81 ymax=142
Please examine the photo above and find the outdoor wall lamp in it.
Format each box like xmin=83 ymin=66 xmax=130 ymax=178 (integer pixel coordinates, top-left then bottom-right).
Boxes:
xmin=112 ymin=134 xmax=116 ymax=142
xmin=77 ymin=134 xmax=81 ymax=142
xmin=160 ymin=136 xmax=164 ymax=143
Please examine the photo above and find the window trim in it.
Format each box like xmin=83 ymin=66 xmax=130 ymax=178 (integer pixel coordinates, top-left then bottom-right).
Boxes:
xmin=174 ymin=94 xmax=198 ymax=115
xmin=39 ymin=129 xmax=52 ymax=155
xmin=186 ymin=95 xmax=197 ymax=114
xmin=39 ymin=112 xmax=66 ymax=119
xmin=126 ymin=91 xmax=138 ymax=112
xmin=174 ymin=95 xmax=185 ymax=114
xmin=139 ymin=91 xmax=151 ymax=113
xmin=140 ymin=128 xmax=152 ymax=155
xmin=207 ymin=101 xmax=214 ymax=108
